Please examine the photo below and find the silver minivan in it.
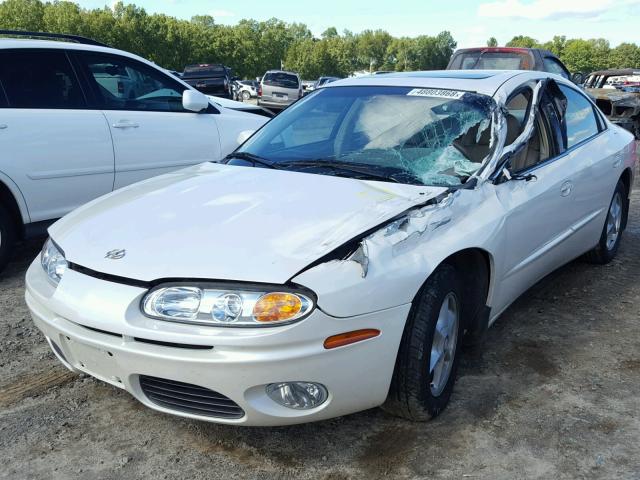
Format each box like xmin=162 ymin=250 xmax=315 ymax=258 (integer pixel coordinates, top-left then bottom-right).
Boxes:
xmin=258 ymin=70 xmax=302 ymax=110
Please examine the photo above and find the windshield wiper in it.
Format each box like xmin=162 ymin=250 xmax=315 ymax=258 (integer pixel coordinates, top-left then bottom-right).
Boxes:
xmin=278 ymin=159 xmax=425 ymax=185
xmin=223 ymin=152 xmax=277 ymax=169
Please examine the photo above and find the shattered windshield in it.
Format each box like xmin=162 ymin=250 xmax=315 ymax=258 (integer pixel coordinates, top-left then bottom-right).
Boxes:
xmin=235 ymin=86 xmax=496 ymax=186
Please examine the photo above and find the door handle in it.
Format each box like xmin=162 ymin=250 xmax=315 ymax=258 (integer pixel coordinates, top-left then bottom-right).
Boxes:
xmin=0 ymin=124 xmax=7 ymax=129
xmin=560 ymin=180 xmax=573 ymax=197
xmin=112 ymin=121 xmax=139 ymax=129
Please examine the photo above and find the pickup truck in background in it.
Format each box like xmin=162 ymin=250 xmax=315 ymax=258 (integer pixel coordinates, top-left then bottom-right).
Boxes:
xmin=446 ymin=47 xmax=573 ymax=81
xmin=182 ymin=63 xmax=233 ymax=98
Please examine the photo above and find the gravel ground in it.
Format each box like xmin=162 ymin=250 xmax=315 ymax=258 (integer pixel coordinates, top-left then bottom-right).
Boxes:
xmin=1 ymin=178 xmax=640 ymax=479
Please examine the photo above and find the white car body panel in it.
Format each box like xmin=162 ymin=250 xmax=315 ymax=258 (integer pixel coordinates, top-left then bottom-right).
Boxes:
xmin=26 ymin=69 xmax=637 ymax=426
xmin=0 ymin=39 xmax=268 ymax=225
xmin=50 ymin=162 xmax=446 ymax=283
xmin=104 ymin=110 xmax=221 ymax=189
xmin=0 ymin=108 xmax=114 ymax=222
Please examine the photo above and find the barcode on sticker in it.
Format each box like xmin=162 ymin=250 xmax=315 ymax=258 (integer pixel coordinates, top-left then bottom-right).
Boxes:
xmin=407 ymin=88 xmax=465 ymax=99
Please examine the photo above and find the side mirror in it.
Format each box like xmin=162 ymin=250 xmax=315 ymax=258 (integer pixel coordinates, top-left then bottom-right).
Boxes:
xmin=571 ymin=72 xmax=585 ymax=85
xmin=237 ymin=130 xmax=254 ymax=145
xmin=182 ymin=90 xmax=209 ymax=112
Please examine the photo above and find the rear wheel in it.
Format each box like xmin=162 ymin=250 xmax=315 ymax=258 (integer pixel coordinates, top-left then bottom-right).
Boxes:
xmin=0 ymin=204 xmax=16 ymax=273
xmin=586 ymin=180 xmax=626 ymax=264
xmin=383 ymin=264 xmax=463 ymax=421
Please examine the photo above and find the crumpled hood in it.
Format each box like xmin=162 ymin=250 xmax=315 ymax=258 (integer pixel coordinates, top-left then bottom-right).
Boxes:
xmin=50 ymin=163 xmax=446 ymax=284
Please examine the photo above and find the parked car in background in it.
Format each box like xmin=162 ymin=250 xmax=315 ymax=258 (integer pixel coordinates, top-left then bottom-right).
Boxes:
xmin=0 ymin=31 xmax=268 ymax=272
xmin=584 ymin=69 xmax=640 ymax=138
xmin=447 ymin=47 xmax=573 ymax=81
xmin=236 ymin=80 xmax=259 ymax=101
xmin=258 ymin=70 xmax=302 ymax=111
xmin=314 ymin=76 xmax=341 ymax=89
xmin=26 ymin=70 xmax=636 ymax=426
xmin=301 ymin=80 xmax=316 ymax=94
xmin=182 ymin=63 xmax=233 ymax=98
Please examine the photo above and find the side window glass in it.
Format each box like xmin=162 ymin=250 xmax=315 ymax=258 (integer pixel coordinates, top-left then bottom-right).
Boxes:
xmin=79 ymin=53 xmax=186 ymax=112
xmin=0 ymin=81 xmax=7 ymax=107
xmin=0 ymin=50 xmax=85 ymax=109
xmin=505 ymin=89 xmax=532 ymax=145
xmin=558 ymin=85 xmax=600 ymax=148
xmin=507 ymin=88 xmax=554 ymax=173
xmin=543 ymin=58 xmax=569 ymax=79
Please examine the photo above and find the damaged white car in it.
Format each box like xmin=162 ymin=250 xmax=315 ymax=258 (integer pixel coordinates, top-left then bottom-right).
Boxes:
xmin=26 ymin=71 xmax=637 ymax=426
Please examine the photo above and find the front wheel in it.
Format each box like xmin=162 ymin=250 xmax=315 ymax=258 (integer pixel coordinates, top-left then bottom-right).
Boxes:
xmin=241 ymin=90 xmax=251 ymax=101
xmin=383 ymin=264 xmax=463 ymax=421
xmin=586 ymin=180 xmax=627 ymax=264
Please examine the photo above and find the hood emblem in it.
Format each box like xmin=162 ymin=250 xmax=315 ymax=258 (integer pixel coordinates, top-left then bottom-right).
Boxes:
xmin=105 ymin=249 xmax=126 ymax=260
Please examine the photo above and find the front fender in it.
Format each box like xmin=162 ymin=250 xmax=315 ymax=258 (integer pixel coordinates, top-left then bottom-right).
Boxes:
xmin=292 ymin=186 xmax=504 ymax=318
xmin=0 ymin=169 xmax=31 ymax=224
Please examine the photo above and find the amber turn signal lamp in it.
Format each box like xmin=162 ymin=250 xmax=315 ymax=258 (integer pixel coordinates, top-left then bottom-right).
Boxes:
xmin=253 ymin=292 xmax=303 ymax=322
xmin=323 ymin=329 xmax=380 ymax=349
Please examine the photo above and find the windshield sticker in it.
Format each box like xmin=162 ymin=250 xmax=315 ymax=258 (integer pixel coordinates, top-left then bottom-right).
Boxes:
xmin=407 ymin=88 xmax=465 ymax=99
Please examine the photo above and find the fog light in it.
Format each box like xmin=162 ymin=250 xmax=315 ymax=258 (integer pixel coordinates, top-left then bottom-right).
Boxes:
xmin=266 ymin=382 xmax=328 ymax=410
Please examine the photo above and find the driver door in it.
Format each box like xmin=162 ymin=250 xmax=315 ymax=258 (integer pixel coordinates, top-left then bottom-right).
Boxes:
xmin=491 ymin=86 xmax=579 ymax=314
xmin=73 ymin=52 xmax=221 ymax=188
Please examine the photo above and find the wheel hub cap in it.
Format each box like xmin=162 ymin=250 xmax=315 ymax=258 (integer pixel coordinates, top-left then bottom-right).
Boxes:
xmin=606 ymin=192 xmax=623 ymax=251
xmin=429 ymin=292 xmax=459 ymax=396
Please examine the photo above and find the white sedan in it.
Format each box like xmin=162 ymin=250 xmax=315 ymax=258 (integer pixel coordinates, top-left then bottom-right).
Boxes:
xmin=26 ymin=70 xmax=636 ymax=426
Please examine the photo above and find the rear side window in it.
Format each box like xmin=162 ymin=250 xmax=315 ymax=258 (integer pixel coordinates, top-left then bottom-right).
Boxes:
xmin=263 ymin=72 xmax=299 ymax=89
xmin=543 ymin=57 xmax=569 ymax=79
xmin=451 ymin=51 xmax=534 ymax=70
xmin=558 ymin=85 xmax=600 ymax=148
xmin=182 ymin=65 xmax=226 ymax=78
xmin=0 ymin=49 xmax=85 ymax=109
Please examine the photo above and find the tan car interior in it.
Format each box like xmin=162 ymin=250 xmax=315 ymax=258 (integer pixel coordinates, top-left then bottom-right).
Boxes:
xmin=453 ymin=89 xmax=550 ymax=170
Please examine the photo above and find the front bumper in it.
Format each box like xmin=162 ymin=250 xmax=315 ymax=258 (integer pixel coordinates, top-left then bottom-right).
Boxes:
xmin=25 ymin=260 xmax=409 ymax=426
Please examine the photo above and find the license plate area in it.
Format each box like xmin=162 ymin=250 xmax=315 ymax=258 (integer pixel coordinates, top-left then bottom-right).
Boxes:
xmin=273 ymin=92 xmax=288 ymax=101
xmin=60 ymin=336 xmax=124 ymax=388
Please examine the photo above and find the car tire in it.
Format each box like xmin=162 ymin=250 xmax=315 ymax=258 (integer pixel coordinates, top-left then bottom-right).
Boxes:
xmin=241 ymin=91 xmax=251 ymax=101
xmin=383 ymin=263 xmax=463 ymax=421
xmin=0 ymin=204 xmax=16 ymax=273
xmin=586 ymin=180 xmax=627 ymax=265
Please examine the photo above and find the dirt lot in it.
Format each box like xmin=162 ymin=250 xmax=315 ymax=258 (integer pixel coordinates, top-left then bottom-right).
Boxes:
xmin=1 ymin=189 xmax=640 ymax=479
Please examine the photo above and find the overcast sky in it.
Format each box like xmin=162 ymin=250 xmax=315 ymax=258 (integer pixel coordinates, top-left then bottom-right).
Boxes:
xmin=75 ymin=0 xmax=640 ymax=48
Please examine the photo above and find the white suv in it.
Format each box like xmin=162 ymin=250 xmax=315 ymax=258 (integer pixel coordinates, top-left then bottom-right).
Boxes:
xmin=0 ymin=32 xmax=268 ymax=272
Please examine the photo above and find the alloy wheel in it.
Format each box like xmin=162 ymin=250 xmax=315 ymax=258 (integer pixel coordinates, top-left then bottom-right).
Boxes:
xmin=429 ymin=292 xmax=459 ymax=396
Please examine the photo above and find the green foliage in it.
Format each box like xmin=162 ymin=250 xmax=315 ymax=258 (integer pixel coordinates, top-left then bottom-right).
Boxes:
xmin=487 ymin=37 xmax=498 ymax=47
xmin=506 ymin=35 xmax=539 ymax=48
xmin=505 ymin=34 xmax=640 ymax=73
xmin=1 ymin=0 xmax=638 ymax=79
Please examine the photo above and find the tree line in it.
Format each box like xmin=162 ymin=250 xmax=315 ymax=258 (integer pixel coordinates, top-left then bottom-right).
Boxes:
xmin=495 ymin=35 xmax=640 ymax=73
xmin=0 ymin=0 xmax=638 ymax=79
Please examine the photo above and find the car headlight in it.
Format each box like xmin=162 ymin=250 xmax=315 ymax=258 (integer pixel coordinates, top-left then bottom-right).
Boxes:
xmin=41 ymin=238 xmax=67 ymax=285
xmin=141 ymin=283 xmax=315 ymax=327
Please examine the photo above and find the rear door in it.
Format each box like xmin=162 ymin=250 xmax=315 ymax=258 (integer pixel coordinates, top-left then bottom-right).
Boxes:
xmin=0 ymin=48 xmax=114 ymax=222
xmin=74 ymin=51 xmax=222 ymax=189
xmin=556 ymin=84 xmax=617 ymax=245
